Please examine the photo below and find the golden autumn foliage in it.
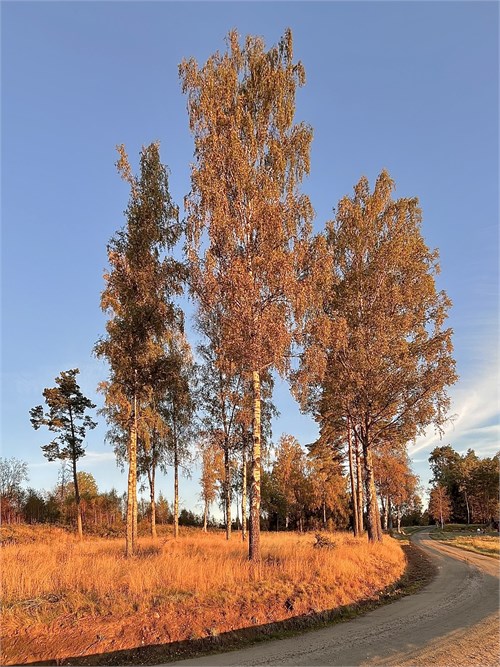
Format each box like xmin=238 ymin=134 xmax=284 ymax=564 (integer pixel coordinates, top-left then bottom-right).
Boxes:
xmin=181 ymin=29 xmax=316 ymax=561
xmin=95 ymin=143 xmax=186 ymax=556
xmin=295 ymin=171 xmax=457 ymax=542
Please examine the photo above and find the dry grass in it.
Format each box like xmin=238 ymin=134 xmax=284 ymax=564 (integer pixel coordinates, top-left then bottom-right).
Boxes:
xmin=437 ymin=534 xmax=500 ymax=558
xmin=1 ymin=525 xmax=406 ymax=665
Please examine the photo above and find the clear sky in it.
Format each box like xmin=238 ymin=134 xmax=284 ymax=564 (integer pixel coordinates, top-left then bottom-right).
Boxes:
xmin=2 ymin=1 xmax=498 ymax=516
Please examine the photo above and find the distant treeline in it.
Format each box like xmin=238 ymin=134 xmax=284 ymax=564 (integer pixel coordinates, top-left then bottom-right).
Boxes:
xmin=4 ymin=443 xmax=497 ymax=534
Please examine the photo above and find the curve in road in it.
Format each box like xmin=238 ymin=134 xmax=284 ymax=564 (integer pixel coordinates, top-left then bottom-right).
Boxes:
xmin=167 ymin=530 xmax=499 ymax=666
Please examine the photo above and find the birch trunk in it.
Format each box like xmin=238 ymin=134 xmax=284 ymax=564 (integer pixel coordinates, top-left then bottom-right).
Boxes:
xmin=242 ymin=450 xmax=247 ymax=541
xmin=126 ymin=393 xmax=137 ymax=557
xmin=203 ymin=499 xmax=208 ymax=532
xmin=174 ymin=444 xmax=179 ymax=539
xmin=249 ymin=370 xmax=261 ymax=562
xmin=224 ymin=446 xmax=231 ymax=540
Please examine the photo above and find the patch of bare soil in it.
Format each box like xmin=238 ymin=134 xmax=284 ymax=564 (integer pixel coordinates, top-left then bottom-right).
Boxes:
xmin=385 ymin=613 xmax=500 ymax=667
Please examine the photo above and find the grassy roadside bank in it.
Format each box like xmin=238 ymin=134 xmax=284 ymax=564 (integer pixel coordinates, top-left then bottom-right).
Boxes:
xmin=428 ymin=526 xmax=499 ymax=559
xmin=1 ymin=526 xmax=435 ymax=666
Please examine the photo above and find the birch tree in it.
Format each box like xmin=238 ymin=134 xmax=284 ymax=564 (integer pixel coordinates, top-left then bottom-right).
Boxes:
xmin=95 ymin=143 xmax=185 ymax=556
xmin=429 ymin=484 xmax=452 ymax=529
xmin=180 ymin=29 xmax=313 ymax=561
xmin=296 ymin=171 xmax=457 ymax=542
xmin=162 ymin=333 xmax=195 ymax=539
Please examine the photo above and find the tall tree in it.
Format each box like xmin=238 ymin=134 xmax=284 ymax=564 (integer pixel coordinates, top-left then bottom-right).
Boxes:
xmin=181 ymin=29 xmax=313 ymax=561
xmin=195 ymin=307 xmax=243 ymax=540
xmin=162 ymin=332 xmax=195 ymax=539
xmin=469 ymin=454 xmax=499 ymax=523
xmin=95 ymin=143 xmax=185 ymax=556
xmin=296 ymin=171 xmax=457 ymax=542
xmin=30 ymin=369 xmax=96 ymax=539
xmin=272 ymin=434 xmax=311 ymax=531
xmin=308 ymin=444 xmax=348 ymax=530
xmin=428 ymin=484 xmax=452 ymax=529
xmin=0 ymin=457 xmax=28 ymax=524
xmin=198 ymin=436 xmax=223 ymax=532
xmin=429 ymin=444 xmax=467 ymax=522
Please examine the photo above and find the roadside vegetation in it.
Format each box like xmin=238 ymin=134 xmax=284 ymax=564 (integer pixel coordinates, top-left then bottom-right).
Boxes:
xmin=429 ymin=525 xmax=500 ymax=559
xmin=1 ymin=525 xmax=406 ymax=665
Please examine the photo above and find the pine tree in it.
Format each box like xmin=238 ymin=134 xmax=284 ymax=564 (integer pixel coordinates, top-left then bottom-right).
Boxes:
xmin=30 ymin=369 xmax=96 ymax=539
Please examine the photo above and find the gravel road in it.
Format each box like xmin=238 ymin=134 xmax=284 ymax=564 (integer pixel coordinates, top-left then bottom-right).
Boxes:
xmin=167 ymin=530 xmax=499 ymax=666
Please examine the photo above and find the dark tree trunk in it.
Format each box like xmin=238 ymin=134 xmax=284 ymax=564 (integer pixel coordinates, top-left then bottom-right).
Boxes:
xmin=224 ymin=445 xmax=231 ymax=540
xmin=148 ymin=464 xmax=157 ymax=539
xmin=355 ymin=434 xmax=364 ymax=534
xmin=68 ymin=405 xmax=83 ymax=540
xmin=361 ymin=431 xmax=382 ymax=542
xmin=347 ymin=416 xmax=359 ymax=536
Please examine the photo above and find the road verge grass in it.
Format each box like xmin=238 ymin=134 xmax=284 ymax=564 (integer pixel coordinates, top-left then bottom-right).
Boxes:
xmin=429 ymin=528 xmax=499 ymax=559
xmin=1 ymin=525 xmax=435 ymax=665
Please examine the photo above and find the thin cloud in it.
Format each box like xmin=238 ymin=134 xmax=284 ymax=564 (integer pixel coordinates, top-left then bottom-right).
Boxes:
xmin=410 ymin=370 xmax=499 ymax=458
xmin=28 ymin=450 xmax=115 ymax=468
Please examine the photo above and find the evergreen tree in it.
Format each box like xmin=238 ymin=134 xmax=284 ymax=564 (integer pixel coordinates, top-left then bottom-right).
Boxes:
xmin=30 ymin=369 xmax=96 ymax=539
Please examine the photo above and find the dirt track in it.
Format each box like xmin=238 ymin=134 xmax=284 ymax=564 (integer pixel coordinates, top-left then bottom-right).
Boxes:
xmin=168 ymin=530 xmax=499 ymax=666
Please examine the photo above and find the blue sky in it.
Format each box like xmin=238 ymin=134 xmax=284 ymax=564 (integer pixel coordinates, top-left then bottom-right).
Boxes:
xmin=2 ymin=1 xmax=498 ymax=515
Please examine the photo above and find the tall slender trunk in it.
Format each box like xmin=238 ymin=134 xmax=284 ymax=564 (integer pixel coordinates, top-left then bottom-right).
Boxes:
xmin=361 ymin=433 xmax=382 ymax=542
xmin=126 ymin=390 xmax=138 ymax=557
xmin=347 ymin=416 xmax=359 ymax=536
xmin=132 ymin=392 xmax=138 ymax=551
xmin=355 ymin=435 xmax=364 ymax=533
xmin=148 ymin=464 xmax=157 ymax=539
xmin=388 ymin=498 xmax=393 ymax=530
xmin=68 ymin=406 xmax=83 ymax=540
xmin=72 ymin=455 xmax=83 ymax=540
xmin=203 ymin=499 xmax=208 ymax=532
xmin=171 ymin=403 xmax=179 ymax=539
xmin=396 ymin=506 xmax=401 ymax=533
xmin=322 ymin=500 xmax=327 ymax=528
xmin=382 ymin=495 xmax=389 ymax=531
xmin=374 ymin=492 xmax=382 ymax=538
xmin=249 ymin=370 xmax=261 ymax=563
xmin=224 ymin=445 xmax=231 ymax=540
xmin=241 ymin=448 xmax=247 ymax=541
xmin=464 ymin=491 xmax=470 ymax=525
xmin=174 ymin=443 xmax=179 ymax=539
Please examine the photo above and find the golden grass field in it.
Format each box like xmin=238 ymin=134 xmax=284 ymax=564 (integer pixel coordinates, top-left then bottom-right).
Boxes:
xmin=1 ymin=525 xmax=406 ymax=665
